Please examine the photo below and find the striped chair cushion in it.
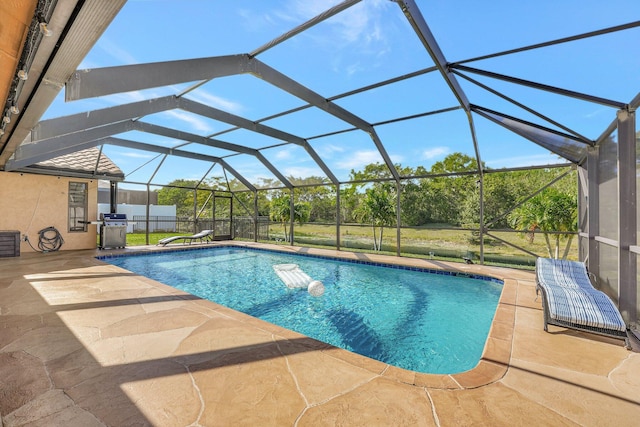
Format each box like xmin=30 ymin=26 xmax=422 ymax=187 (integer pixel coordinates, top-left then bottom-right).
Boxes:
xmin=542 ymin=282 xmax=626 ymax=332
xmin=536 ymin=258 xmax=593 ymax=291
xmin=536 ymin=257 xmax=626 ymax=333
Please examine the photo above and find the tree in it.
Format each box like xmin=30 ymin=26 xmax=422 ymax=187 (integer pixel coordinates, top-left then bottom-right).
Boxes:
xmin=418 ymin=153 xmax=482 ymax=226
xmin=156 ymin=179 xmax=200 ymax=217
xmin=507 ymin=187 xmax=577 ymax=259
xmin=291 ymin=177 xmax=335 ymax=222
xmin=269 ymin=194 xmax=310 ymax=242
xmin=354 ymin=186 xmax=396 ymax=251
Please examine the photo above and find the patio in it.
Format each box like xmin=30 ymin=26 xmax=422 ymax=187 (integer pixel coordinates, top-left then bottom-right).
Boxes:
xmin=1 ymin=242 xmax=638 ymax=426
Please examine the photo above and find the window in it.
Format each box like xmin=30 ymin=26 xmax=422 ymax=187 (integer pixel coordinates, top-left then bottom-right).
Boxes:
xmin=69 ymin=182 xmax=88 ymax=232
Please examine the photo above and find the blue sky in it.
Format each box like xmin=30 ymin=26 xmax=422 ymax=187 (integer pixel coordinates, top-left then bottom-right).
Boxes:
xmin=41 ymin=0 xmax=640 ymax=189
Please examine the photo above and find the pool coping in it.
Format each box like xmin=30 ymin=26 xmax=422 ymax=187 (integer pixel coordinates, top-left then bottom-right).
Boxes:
xmin=96 ymin=240 xmax=516 ymax=390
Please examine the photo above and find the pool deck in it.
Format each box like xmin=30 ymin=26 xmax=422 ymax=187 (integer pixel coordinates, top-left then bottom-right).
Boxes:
xmin=1 ymin=241 xmax=639 ymax=426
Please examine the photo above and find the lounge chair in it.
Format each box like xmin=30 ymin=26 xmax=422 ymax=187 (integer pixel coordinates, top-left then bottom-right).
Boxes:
xmin=157 ymin=230 xmax=213 ymax=246
xmin=535 ymin=257 xmax=628 ymax=340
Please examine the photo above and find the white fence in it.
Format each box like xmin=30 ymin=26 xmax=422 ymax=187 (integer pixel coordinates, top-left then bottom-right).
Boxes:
xmin=97 ymin=204 xmax=177 ymax=232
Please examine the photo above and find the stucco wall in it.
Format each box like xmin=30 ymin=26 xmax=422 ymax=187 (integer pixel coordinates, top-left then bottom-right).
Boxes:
xmin=0 ymin=171 xmax=98 ymax=252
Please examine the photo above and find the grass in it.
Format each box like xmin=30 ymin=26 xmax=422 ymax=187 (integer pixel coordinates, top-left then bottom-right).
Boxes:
xmin=121 ymin=222 xmax=576 ymax=268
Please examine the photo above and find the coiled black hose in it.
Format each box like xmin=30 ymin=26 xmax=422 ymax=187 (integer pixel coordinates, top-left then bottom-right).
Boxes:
xmin=25 ymin=226 xmax=64 ymax=252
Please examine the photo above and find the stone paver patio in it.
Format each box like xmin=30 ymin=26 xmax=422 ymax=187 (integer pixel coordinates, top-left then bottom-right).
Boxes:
xmin=1 ymin=242 xmax=639 ymax=426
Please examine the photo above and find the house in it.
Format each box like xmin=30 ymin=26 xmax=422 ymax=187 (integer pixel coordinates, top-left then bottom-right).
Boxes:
xmin=0 ymin=147 xmax=123 ymax=252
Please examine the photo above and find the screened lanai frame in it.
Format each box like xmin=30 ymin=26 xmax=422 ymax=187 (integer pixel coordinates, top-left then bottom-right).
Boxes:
xmin=3 ymin=0 xmax=639 ymax=328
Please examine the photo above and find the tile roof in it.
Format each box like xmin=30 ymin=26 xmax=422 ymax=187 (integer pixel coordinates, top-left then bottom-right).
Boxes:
xmin=25 ymin=147 xmax=124 ymax=179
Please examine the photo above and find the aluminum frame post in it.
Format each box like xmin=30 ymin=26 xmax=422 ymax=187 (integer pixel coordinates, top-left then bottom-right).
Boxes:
xmin=617 ymin=108 xmax=637 ymax=323
xmin=396 ymin=180 xmax=401 ymax=257
xmin=213 ymin=192 xmax=218 ymax=240
xmin=145 ymin=184 xmax=150 ymax=246
xmin=479 ymin=175 xmax=485 ymax=264
xmin=193 ymin=189 xmax=198 ymax=234
xmin=336 ymin=183 xmax=341 ymax=250
xmin=290 ymin=188 xmax=295 ymax=246
xmin=586 ymin=147 xmax=600 ymax=279
xmin=254 ymin=191 xmax=259 ymax=243
xmin=110 ymin=181 xmax=117 ymax=213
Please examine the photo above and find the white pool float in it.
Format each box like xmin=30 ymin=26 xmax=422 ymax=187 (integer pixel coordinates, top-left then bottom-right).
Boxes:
xmin=307 ymin=280 xmax=325 ymax=296
xmin=273 ymin=264 xmax=325 ymax=297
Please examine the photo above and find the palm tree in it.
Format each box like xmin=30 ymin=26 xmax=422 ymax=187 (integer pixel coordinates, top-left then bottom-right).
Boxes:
xmin=508 ymin=188 xmax=577 ymax=259
xmin=355 ymin=186 xmax=396 ymax=251
xmin=269 ymin=195 xmax=310 ymax=243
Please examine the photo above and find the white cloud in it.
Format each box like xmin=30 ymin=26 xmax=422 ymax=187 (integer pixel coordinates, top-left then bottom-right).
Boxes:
xmin=284 ymin=165 xmax=324 ymax=178
xmin=238 ymin=1 xmax=392 ymax=77
xmin=485 ymin=153 xmax=565 ymax=168
xmin=422 ymin=146 xmax=450 ymax=159
xmin=260 ymin=0 xmax=391 ymax=50
xmin=187 ymin=91 xmax=244 ymax=115
xmin=275 ymin=148 xmax=293 ymax=160
xmin=160 ymin=110 xmax=215 ymax=133
xmin=119 ymin=151 xmax=155 ymax=159
xmin=315 ymin=143 xmax=344 ymax=158
xmin=345 ymin=62 xmax=363 ymax=76
xmin=238 ymin=8 xmax=285 ymax=32
xmin=96 ymin=37 xmax=138 ymax=65
xmin=336 ymin=149 xmax=383 ymax=170
xmin=389 ymin=153 xmax=403 ymax=164
xmin=585 ymin=108 xmax=608 ymax=119
xmin=109 ymin=90 xmax=147 ymax=104
xmin=287 ymin=0 xmax=389 ymax=44
xmin=287 ymin=0 xmax=342 ymax=20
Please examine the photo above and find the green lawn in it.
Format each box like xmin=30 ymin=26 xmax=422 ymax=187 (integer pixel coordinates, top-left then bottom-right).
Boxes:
xmin=123 ymin=223 xmax=576 ymax=269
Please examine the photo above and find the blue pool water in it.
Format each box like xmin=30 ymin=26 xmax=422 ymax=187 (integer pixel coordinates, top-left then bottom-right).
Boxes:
xmin=102 ymin=246 xmax=503 ymax=374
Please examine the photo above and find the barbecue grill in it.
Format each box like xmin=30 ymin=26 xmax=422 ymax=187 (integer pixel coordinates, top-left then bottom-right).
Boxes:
xmin=99 ymin=213 xmax=127 ymax=249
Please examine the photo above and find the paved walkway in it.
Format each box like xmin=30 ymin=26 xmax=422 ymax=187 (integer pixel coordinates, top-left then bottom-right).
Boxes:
xmin=1 ymin=242 xmax=639 ymax=426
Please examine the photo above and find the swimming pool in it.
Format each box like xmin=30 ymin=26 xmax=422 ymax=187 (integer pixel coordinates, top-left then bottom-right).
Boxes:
xmin=102 ymin=246 xmax=503 ymax=374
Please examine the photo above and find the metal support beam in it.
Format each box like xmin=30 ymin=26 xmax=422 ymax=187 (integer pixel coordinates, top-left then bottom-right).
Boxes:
xmin=29 ymin=93 xmax=332 ymax=185
xmin=65 ymin=54 xmax=397 ymax=181
xmin=453 ymin=70 xmax=592 ymax=144
xmin=249 ymin=0 xmax=361 ymax=57
xmin=133 ymin=121 xmax=253 ymax=155
xmin=66 ymin=55 xmax=251 ymax=101
xmin=133 ymin=115 xmax=294 ymax=188
xmin=10 ymin=112 xmax=278 ymax=191
xmin=110 ymin=181 xmax=117 ymax=213
xmin=452 ymin=64 xmax=627 ymax=109
xmin=617 ymin=108 xmax=637 ymax=323
xmin=472 ymin=107 xmax=588 ymax=164
xmin=229 ymin=192 xmax=236 ymax=240
xmin=289 ymin=188 xmax=295 ymax=245
xmin=586 ymin=147 xmax=600 ymax=278
xmin=453 ymin=20 xmax=640 ymax=66
xmin=145 ymin=184 xmax=150 ymax=246
xmin=485 ymin=170 xmax=573 ymax=229
xmin=251 ymin=152 xmax=293 ymax=189
xmin=6 ymin=120 xmax=136 ymax=170
xmin=394 ymin=0 xmax=484 ymax=183
xmin=396 ymin=181 xmax=401 ymax=257
xmin=193 ymin=189 xmax=198 ymax=234
xmin=479 ymin=175 xmax=485 ymax=264
xmin=254 ymin=191 xmax=259 ymax=243
xmin=101 ymin=137 xmax=257 ymax=192
xmin=249 ymin=59 xmax=399 ymax=181
xmin=212 ymin=192 xmax=217 ymax=240
xmin=395 ymin=0 xmax=468 ymax=108
xmin=178 ymin=97 xmax=338 ymax=184
xmin=32 ymin=95 xmax=179 ymax=140
xmin=336 ymin=183 xmax=341 ymax=250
